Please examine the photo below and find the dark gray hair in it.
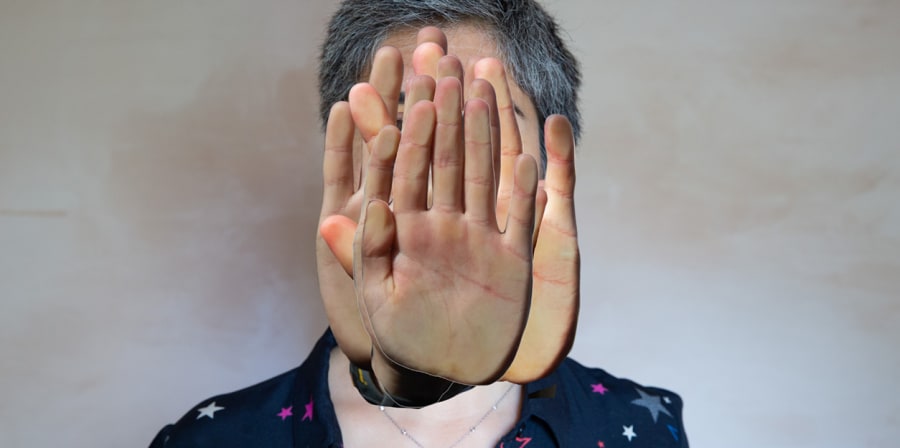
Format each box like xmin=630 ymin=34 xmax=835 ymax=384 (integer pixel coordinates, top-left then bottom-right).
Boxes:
xmin=318 ymin=0 xmax=582 ymax=165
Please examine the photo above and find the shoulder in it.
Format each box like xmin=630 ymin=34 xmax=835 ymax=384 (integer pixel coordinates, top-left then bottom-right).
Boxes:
xmin=150 ymin=330 xmax=339 ymax=447
xmin=541 ymin=358 xmax=689 ymax=447
xmin=150 ymin=368 xmax=300 ymax=447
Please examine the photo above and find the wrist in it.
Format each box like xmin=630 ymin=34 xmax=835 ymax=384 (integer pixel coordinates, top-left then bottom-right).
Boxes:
xmin=349 ymin=348 xmax=473 ymax=408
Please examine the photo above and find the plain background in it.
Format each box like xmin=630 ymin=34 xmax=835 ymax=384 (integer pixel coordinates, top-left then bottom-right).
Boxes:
xmin=1 ymin=1 xmax=898 ymax=447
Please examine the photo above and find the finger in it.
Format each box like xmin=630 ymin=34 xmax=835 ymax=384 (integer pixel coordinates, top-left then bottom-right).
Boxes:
xmin=349 ymin=83 xmax=393 ymax=145
xmin=403 ymin=27 xmax=444 ymax=129
xmin=369 ymin=46 xmax=404 ymax=123
xmin=504 ymin=154 xmax=539 ymax=252
xmin=400 ymin=76 xmax=435 ymax=172
xmin=355 ymin=199 xmax=396 ymax=322
xmin=463 ymin=98 xmax=497 ymax=225
xmin=412 ymin=42 xmax=444 ymax=80
xmin=403 ymin=75 xmax=436 ymax=115
xmin=358 ymin=200 xmax=395 ymax=274
xmin=416 ymin=26 xmax=448 ymax=53
xmin=319 ymin=215 xmax=357 ymax=276
xmin=393 ymin=100 xmax=436 ymax=213
xmin=437 ymin=55 xmax=464 ymax=83
xmin=432 ymin=77 xmax=464 ymax=212
xmin=469 ymin=79 xmax=501 ymax=195
xmin=321 ymin=102 xmax=355 ymax=217
xmin=474 ymin=58 xmax=522 ymax=228
xmin=364 ymin=125 xmax=402 ymax=203
xmin=543 ymin=115 xmax=577 ymax=225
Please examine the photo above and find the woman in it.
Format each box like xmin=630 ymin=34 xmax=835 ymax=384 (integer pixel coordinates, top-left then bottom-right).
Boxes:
xmin=151 ymin=1 xmax=688 ymax=446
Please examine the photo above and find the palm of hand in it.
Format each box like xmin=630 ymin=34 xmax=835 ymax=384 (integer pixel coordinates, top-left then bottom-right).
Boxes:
xmin=352 ymin=81 xmax=539 ymax=385
xmin=471 ymin=58 xmax=581 ymax=383
xmin=319 ymin=29 xmax=579 ymax=385
xmin=361 ymin=210 xmax=532 ymax=385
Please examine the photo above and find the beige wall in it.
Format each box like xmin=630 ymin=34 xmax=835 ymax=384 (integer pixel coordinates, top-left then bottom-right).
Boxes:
xmin=1 ymin=1 xmax=897 ymax=447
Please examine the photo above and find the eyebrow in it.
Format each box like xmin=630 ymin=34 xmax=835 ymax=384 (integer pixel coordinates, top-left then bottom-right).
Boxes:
xmin=398 ymin=92 xmax=527 ymax=118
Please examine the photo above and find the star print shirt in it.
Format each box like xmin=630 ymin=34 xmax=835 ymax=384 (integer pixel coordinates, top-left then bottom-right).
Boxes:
xmin=150 ymin=329 xmax=688 ymax=447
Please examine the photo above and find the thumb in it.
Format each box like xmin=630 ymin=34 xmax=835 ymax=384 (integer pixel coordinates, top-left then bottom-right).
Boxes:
xmin=349 ymin=83 xmax=392 ymax=145
xmin=319 ymin=215 xmax=358 ymax=277
xmin=354 ymin=199 xmax=396 ymax=291
xmin=354 ymin=199 xmax=396 ymax=336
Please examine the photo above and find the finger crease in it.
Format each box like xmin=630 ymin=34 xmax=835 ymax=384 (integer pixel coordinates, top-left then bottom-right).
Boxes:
xmin=464 ymin=175 xmax=493 ymax=187
xmin=502 ymin=244 xmax=531 ymax=264
xmin=324 ymin=145 xmax=354 ymax=154
xmin=540 ymin=218 xmax=577 ymax=237
xmin=532 ymin=270 xmax=573 ymax=285
xmin=433 ymin=156 xmax=462 ymax=169
xmin=324 ymin=174 xmax=354 ymax=187
xmin=544 ymin=185 xmax=574 ymax=199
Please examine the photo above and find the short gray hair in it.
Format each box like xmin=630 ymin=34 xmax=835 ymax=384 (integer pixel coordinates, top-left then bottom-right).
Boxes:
xmin=318 ymin=0 xmax=582 ymax=165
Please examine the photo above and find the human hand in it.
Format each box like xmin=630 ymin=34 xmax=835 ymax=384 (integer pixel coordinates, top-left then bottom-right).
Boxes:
xmin=472 ymin=58 xmax=580 ymax=383
xmin=502 ymin=114 xmax=580 ymax=383
xmin=317 ymin=29 xmax=445 ymax=367
xmin=320 ymin=28 xmax=581 ymax=385
xmin=317 ymin=99 xmax=371 ymax=366
xmin=352 ymin=75 xmax=539 ymax=385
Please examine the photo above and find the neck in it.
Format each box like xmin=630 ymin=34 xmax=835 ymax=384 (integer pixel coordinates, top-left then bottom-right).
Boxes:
xmin=328 ymin=347 xmax=523 ymax=447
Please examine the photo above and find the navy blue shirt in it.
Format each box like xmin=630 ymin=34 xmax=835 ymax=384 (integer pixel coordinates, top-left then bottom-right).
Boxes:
xmin=151 ymin=330 xmax=688 ymax=447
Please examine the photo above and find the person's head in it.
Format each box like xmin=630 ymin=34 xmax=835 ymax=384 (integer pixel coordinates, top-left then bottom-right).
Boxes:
xmin=318 ymin=0 xmax=581 ymax=169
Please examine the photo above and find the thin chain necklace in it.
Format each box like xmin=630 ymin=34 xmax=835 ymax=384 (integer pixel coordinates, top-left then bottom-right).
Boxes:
xmin=379 ymin=384 xmax=516 ymax=448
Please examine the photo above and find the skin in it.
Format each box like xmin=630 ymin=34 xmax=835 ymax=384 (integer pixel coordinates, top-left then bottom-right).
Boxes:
xmin=318 ymin=25 xmax=579 ymax=395
xmin=328 ymin=343 xmax=524 ymax=448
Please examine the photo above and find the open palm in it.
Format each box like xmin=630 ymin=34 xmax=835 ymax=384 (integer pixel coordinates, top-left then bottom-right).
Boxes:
xmin=320 ymin=29 xmax=580 ymax=386
xmin=472 ymin=59 xmax=581 ymax=383
xmin=353 ymin=80 xmax=538 ymax=385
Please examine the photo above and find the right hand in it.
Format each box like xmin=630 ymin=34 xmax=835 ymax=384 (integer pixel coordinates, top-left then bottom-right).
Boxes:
xmin=317 ymin=28 xmax=444 ymax=368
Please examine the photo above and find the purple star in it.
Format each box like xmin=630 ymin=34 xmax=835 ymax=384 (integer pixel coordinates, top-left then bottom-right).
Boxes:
xmin=591 ymin=383 xmax=609 ymax=395
xmin=277 ymin=405 xmax=293 ymax=421
xmin=302 ymin=398 xmax=314 ymax=421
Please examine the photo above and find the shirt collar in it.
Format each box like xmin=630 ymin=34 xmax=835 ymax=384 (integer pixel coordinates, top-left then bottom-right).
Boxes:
xmin=293 ymin=328 xmax=572 ymax=447
xmin=291 ymin=328 xmax=343 ymax=447
xmin=519 ymin=367 xmax=575 ymax=446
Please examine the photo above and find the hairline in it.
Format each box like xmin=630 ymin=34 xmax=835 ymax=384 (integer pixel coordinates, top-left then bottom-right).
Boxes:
xmin=363 ymin=22 xmax=531 ymax=117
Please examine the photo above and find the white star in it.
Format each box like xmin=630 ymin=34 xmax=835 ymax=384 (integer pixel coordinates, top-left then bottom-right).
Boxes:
xmin=196 ymin=401 xmax=224 ymax=419
xmin=622 ymin=425 xmax=637 ymax=442
xmin=663 ymin=396 xmax=672 ymax=404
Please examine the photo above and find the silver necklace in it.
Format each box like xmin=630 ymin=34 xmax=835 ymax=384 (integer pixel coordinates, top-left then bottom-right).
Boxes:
xmin=379 ymin=384 xmax=516 ymax=448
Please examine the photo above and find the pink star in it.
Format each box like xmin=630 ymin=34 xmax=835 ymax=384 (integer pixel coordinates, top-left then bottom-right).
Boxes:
xmin=277 ymin=405 xmax=293 ymax=421
xmin=598 ymin=442 xmax=606 ymax=448
xmin=591 ymin=383 xmax=608 ymax=395
xmin=302 ymin=397 xmax=314 ymax=421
